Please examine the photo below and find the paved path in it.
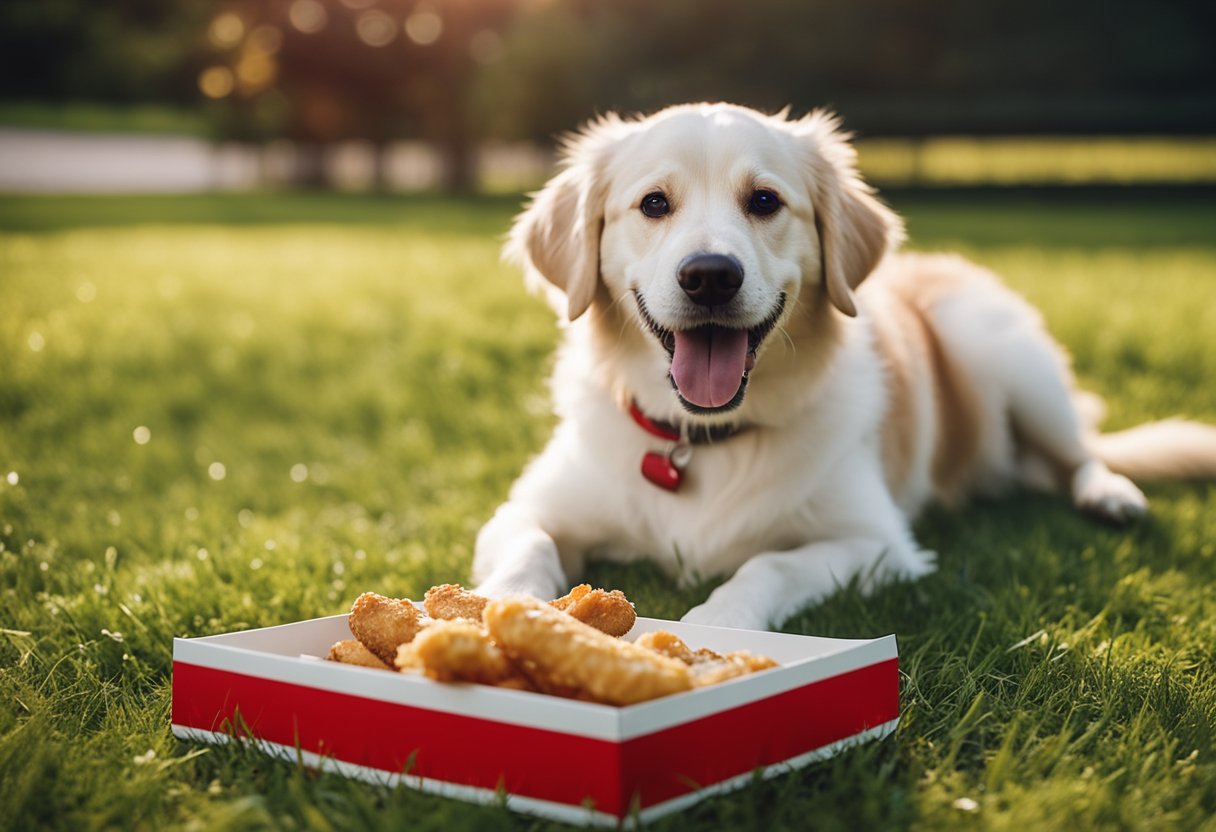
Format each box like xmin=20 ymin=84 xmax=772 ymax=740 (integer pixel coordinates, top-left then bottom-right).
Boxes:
xmin=0 ymin=128 xmax=261 ymax=193
xmin=0 ymin=128 xmax=551 ymax=193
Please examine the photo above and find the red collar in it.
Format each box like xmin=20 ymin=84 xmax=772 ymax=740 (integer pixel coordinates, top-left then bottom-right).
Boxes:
xmin=628 ymin=401 xmax=682 ymax=442
xmin=627 ymin=401 xmax=745 ymax=491
xmin=627 ymin=401 xmax=743 ymax=445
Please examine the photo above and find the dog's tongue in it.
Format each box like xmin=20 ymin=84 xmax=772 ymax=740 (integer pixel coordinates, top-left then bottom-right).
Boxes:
xmin=670 ymin=326 xmax=749 ymax=408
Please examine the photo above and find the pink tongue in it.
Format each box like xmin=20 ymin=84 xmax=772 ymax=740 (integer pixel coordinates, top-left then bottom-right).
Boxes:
xmin=670 ymin=327 xmax=749 ymax=408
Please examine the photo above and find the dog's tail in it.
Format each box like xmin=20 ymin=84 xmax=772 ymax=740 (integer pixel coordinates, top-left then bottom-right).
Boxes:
xmin=1088 ymin=419 xmax=1216 ymax=481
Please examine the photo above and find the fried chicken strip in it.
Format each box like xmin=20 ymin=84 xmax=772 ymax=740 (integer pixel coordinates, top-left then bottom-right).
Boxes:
xmin=485 ymin=596 xmax=691 ymax=705
xmin=549 ymin=584 xmax=637 ymax=637
xmin=401 ymin=618 xmax=523 ymax=686
xmin=635 ymin=630 xmax=779 ymax=686
xmin=423 ymin=583 xmax=489 ymax=622
xmin=634 ymin=630 xmax=701 ymax=664
xmin=326 ymin=639 xmax=392 ymax=670
xmin=348 ymin=592 xmax=426 ymax=665
xmin=691 ymin=651 xmax=780 ymax=686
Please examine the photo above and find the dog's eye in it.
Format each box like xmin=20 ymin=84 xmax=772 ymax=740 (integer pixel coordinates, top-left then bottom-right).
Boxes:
xmin=747 ymin=189 xmax=782 ymax=217
xmin=640 ymin=192 xmax=670 ymax=218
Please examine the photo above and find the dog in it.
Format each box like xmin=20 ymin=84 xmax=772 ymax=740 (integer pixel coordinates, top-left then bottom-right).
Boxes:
xmin=470 ymin=102 xmax=1216 ymax=630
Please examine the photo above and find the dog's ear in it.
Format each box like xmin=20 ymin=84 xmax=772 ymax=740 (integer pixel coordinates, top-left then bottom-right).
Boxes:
xmin=794 ymin=111 xmax=904 ymax=317
xmin=505 ymin=118 xmax=620 ymax=322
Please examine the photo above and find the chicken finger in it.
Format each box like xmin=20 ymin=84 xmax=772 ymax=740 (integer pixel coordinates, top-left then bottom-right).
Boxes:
xmin=326 ymin=639 xmax=392 ymax=670
xmin=636 ymin=630 xmax=778 ymax=685
xmin=485 ymin=596 xmax=691 ymax=705
xmin=423 ymin=583 xmax=489 ymax=622
xmin=404 ymin=619 xmax=522 ymax=686
xmin=550 ymin=584 xmax=637 ymax=637
xmin=348 ymin=592 xmax=425 ymax=665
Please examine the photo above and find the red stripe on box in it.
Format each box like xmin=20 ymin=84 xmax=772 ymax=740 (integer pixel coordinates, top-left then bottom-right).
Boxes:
xmin=172 ymin=657 xmax=897 ymax=817
xmin=171 ymin=661 xmax=623 ymax=809
xmin=621 ymin=657 xmax=898 ymax=808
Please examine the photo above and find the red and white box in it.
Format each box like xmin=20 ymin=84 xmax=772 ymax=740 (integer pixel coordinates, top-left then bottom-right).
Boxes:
xmin=172 ymin=613 xmax=899 ymax=826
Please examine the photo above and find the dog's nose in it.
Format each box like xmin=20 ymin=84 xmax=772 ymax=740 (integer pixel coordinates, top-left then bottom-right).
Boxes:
xmin=677 ymin=253 xmax=743 ymax=306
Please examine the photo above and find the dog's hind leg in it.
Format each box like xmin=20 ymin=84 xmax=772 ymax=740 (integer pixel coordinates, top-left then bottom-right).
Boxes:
xmin=1016 ymin=364 xmax=1146 ymax=522
xmin=922 ymin=260 xmax=1148 ymax=522
xmin=983 ymin=322 xmax=1147 ymax=523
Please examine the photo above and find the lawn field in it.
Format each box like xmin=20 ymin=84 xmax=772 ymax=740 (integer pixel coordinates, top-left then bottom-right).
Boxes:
xmin=1 ymin=191 xmax=1215 ymax=830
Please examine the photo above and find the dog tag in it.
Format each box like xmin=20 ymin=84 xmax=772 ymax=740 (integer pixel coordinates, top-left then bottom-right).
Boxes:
xmin=641 ymin=450 xmax=682 ymax=491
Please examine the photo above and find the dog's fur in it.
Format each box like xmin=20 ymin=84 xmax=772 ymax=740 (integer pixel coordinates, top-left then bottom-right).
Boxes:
xmin=471 ymin=103 xmax=1216 ymax=630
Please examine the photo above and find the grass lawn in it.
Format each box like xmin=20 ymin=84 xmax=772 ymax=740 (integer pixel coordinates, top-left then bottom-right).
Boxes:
xmin=1 ymin=190 xmax=1215 ymax=830
xmin=0 ymin=101 xmax=209 ymax=137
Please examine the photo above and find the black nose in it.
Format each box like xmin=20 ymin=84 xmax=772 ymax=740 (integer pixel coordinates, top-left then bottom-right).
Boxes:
xmin=677 ymin=253 xmax=744 ymax=306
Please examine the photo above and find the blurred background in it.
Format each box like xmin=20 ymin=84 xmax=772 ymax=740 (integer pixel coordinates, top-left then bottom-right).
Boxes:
xmin=1 ymin=0 xmax=1214 ymax=193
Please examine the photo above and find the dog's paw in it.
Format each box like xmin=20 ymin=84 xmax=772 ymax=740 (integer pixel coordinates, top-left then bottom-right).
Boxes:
xmin=680 ymin=602 xmax=770 ymax=632
xmin=1071 ymin=460 xmax=1148 ymax=525
xmin=471 ymin=573 xmax=564 ymax=601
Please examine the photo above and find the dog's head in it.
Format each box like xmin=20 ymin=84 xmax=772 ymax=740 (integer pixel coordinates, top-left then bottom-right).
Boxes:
xmin=507 ymin=103 xmax=902 ymax=416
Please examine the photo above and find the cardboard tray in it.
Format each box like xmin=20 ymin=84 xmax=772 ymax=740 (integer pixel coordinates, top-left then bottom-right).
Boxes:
xmin=171 ymin=613 xmax=898 ymax=826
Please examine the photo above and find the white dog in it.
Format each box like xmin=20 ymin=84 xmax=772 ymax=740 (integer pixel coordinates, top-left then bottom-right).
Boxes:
xmin=471 ymin=102 xmax=1216 ymax=630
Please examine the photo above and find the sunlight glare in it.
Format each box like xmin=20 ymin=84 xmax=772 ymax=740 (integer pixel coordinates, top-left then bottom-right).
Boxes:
xmin=209 ymin=13 xmax=245 ymax=49
xmin=236 ymin=52 xmax=276 ymax=94
xmin=248 ymin=25 xmax=283 ymax=55
xmin=289 ymin=0 xmax=328 ymax=34
xmin=356 ymin=9 xmax=398 ymax=47
xmin=405 ymin=7 xmax=443 ymax=45
xmin=199 ymin=66 xmax=235 ymax=99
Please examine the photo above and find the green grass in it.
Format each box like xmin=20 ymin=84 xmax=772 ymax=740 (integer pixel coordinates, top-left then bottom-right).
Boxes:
xmin=855 ymin=137 xmax=1216 ymax=186
xmin=2 ymin=191 xmax=1215 ymax=830
xmin=0 ymin=100 xmax=209 ymax=137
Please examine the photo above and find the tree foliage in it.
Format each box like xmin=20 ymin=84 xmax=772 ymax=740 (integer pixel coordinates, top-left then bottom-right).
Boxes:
xmin=474 ymin=0 xmax=1216 ymax=139
xmin=2 ymin=0 xmax=1213 ymax=188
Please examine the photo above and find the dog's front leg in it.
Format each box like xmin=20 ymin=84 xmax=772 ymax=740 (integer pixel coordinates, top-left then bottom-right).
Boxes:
xmin=471 ymin=502 xmax=568 ymax=600
xmin=681 ymin=538 xmax=935 ymax=631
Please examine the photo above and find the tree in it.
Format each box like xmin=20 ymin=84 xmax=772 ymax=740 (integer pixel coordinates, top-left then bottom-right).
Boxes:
xmin=0 ymin=0 xmax=211 ymax=105
xmin=472 ymin=0 xmax=1216 ymax=140
xmin=202 ymin=0 xmax=519 ymax=190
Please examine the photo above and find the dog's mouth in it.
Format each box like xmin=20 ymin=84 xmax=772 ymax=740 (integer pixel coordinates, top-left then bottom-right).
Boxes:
xmin=634 ymin=291 xmax=786 ymax=414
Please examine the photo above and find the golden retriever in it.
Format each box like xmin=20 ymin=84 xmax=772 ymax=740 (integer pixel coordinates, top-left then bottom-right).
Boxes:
xmin=471 ymin=103 xmax=1216 ymax=630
